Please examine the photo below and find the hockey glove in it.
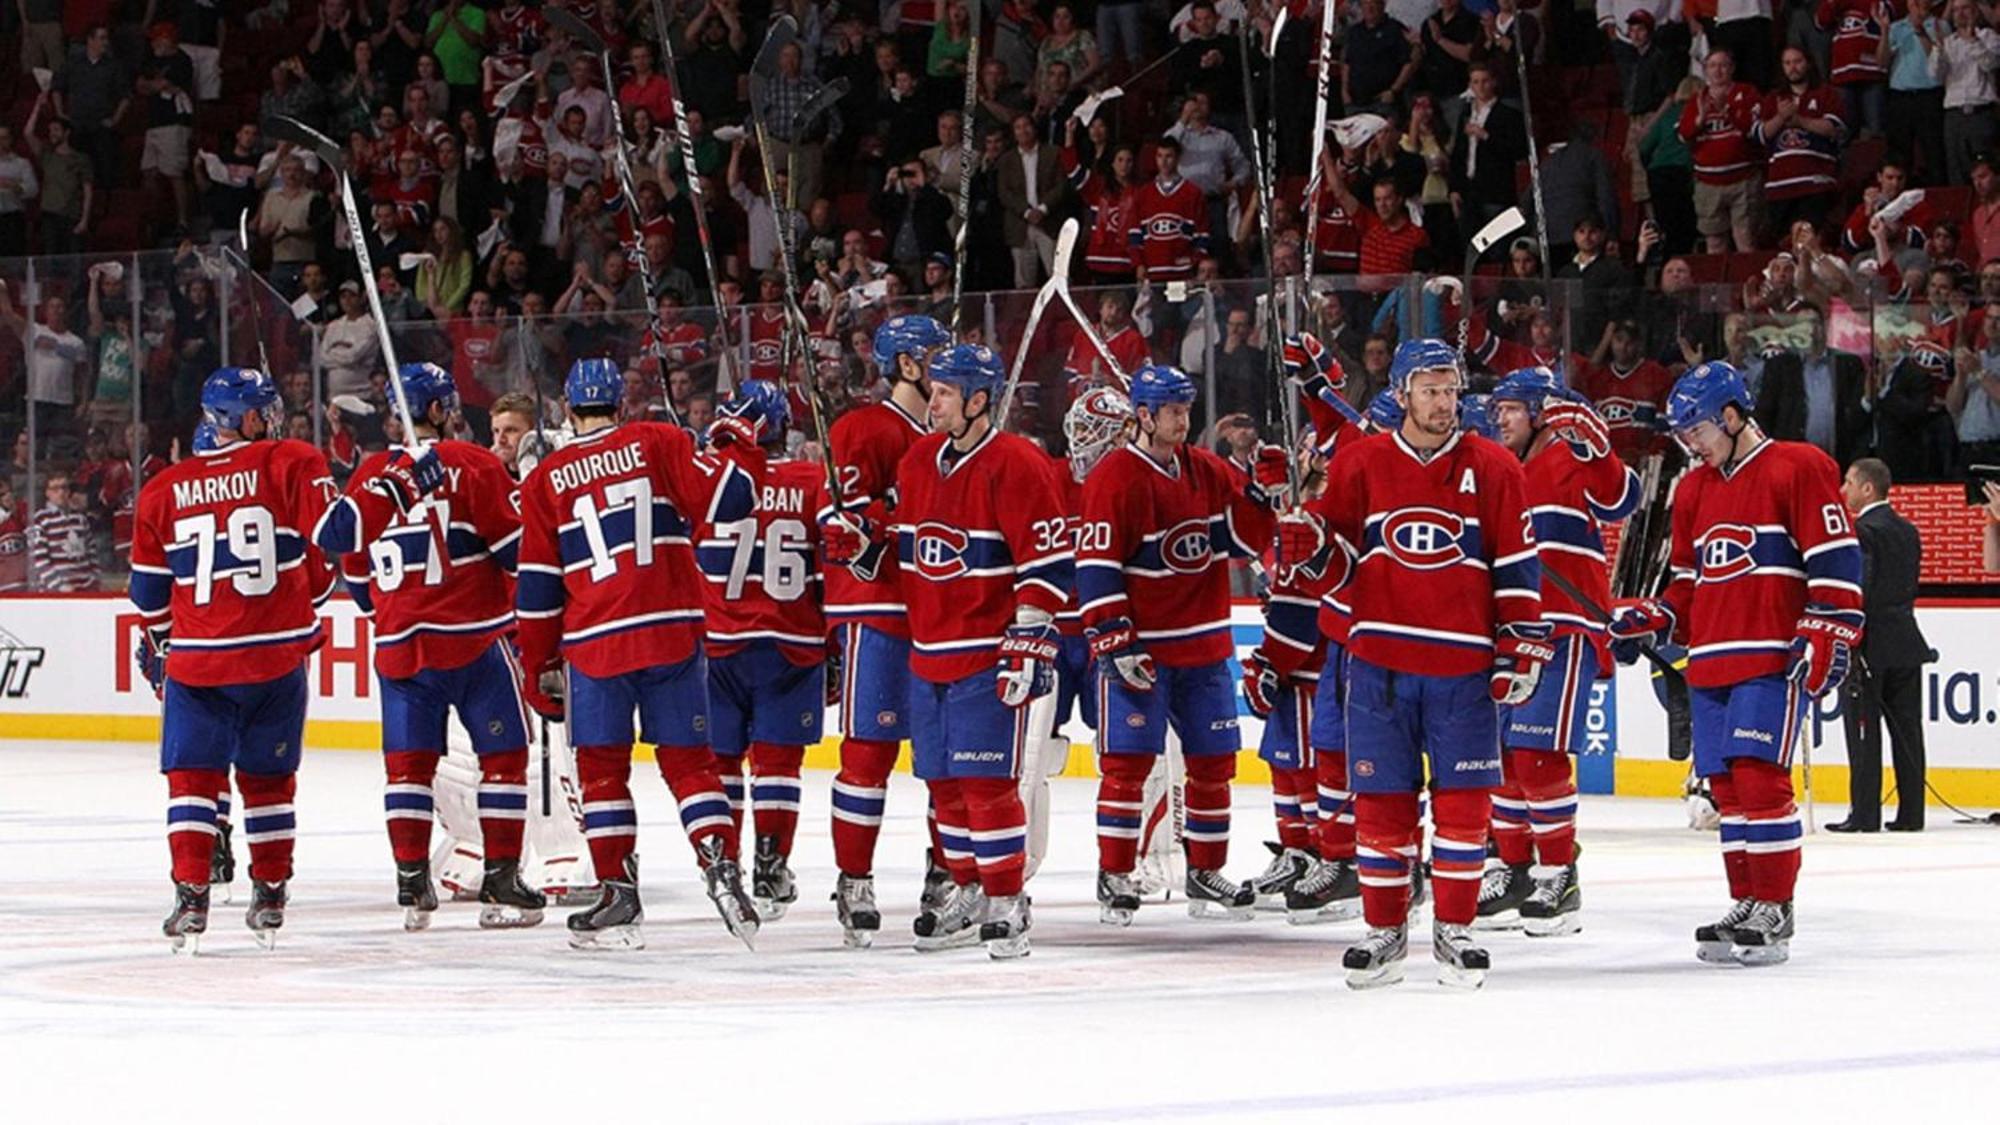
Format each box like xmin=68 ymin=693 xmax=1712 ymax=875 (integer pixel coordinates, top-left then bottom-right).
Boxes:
xmin=135 ymin=623 xmax=170 ymax=699
xmin=824 ymin=636 xmax=845 ymax=708
xmin=1541 ymin=400 xmax=1613 ymax=462
xmin=523 ymin=669 xmax=566 ymax=722
xmin=1491 ymin=622 xmax=1558 ymax=706
xmin=368 ymin=445 xmax=445 ymax=516
xmin=706 ymin=412 xmax=760 ymax=451
xmin=1241 ymin=647 xmax=1282 ymax=718
xmin=1788 ymin=604 xmax=1864 ymax=699
xmin=1275 ymin=508 xmax=1329 ymax=582
xmin=1607 ymin=598 xmax=1677 ymax=665
xmin=996 ymin=610 xmax=1061 ymax=708
xmin=1087 ymin=616 xmax=1157 ymax=692
xmin=1244 ymin=444 xmax=1293 ymax=510
xmin=1281 ymin=332 xmax=1346 ymax=400
xmin=821 ymin=506 xmax=891 ymax=583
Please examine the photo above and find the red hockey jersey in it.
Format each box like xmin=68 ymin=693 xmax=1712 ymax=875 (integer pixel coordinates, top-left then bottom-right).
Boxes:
xmin=1309 ymin=187 xmax=1362 ymax=274
xmin=129 ymin=439 xmax=337 ymax=687
xmin=1063 ymin=323 xmax=1151 ymax=389
xmin=316 ymin=441 xmax=522 ymax=680
xmin=1817 ymin=0 xmax=1891 ymax=85
xmin=696 ymin=457 xmax=829 ymax=664
xmin=892 ymin=428 xmax=1073 ymax=683
xmin=1127 ymin=176 xmax=1208 ymax=280
xmin=1659 ymin=438 xmax=1863 ymax=688
xmin=1575 ymin=358 xmax=1675 ymax=459
xmin=1065 ymin=152 xmax=1139 ymax=278
xmin=1077 ymin=442 xmax=1276 ymax=668
xmin=1521 ymin=437 xmax=1640 ymax=673
xmin=1678 ymin=83 xmax=1763 ymax=185
xmin=1312 ymin=430 xmax=1542 ymax=677
xmin=745 ymin=308 xmax=786 ymax=382
xmin=823 ymin=397 xmax=928 ymax=637
xmin=1054 ymin=460 xmax=1085 ymax=638
xmin=514 ymin=422 xmax=760 ymax=678
xmin=1755 ymin=86 xmax=1845 ymax=201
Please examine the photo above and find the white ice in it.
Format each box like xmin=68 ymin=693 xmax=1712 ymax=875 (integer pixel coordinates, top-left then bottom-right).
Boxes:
xmin=3 ymin=741 xmax=1998 ymax=1123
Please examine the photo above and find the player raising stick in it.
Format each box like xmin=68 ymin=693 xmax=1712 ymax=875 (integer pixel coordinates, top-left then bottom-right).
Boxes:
xmin=312 ymin=363 xmax=547 ymax=931
xmin=822 ymin=343 xmax=1074 ymax=959
xmin=1279 ymin=339 xmax=1551 ymax=989
xmin=1609 ymin=362 xmax=1862 ymax=966
xmin=132 ymin=367 xmax=337 ymax=951
xmin=514 ymin=358 xmax=765 ymax=950
xmin=694 ymin=380 xmax=826 ymax=922
xmin=1476 ymin=367 xmax=1640 ymax=937
xmin=1078 ymin=363 xmax=1286 ymax=924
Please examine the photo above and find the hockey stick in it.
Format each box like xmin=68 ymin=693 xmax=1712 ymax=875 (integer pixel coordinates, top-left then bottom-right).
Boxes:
xmin=1238 ymin=16 xmax=1301 ymax=495
xmin=1458 ymin=206 xmax=1527 ymax=357
xmin=235 ymin=207 xmax=274 ymax=376
xmin=998 ymin=218 xmax=1082 ymax=421
xmin=1540 ymin=562 xmax=1693 ymax=761
xmin=1516 ymin=44 xmax=1551 ymax=281
xmin=1299 ymin=1 xmax=1337 ymax=279
xmin=950 ymin=0 xmax=981 ymax=334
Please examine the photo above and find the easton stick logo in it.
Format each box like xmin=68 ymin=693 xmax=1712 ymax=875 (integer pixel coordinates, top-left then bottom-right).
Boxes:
xmin=0 ymin=626 xmax=47 ymax=698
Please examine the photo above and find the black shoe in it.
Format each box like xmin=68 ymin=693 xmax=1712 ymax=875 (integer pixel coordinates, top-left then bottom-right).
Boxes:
xmin=1824 ymin=819 xmax=1878 ymax=834
xmin=1885 ymin=819 xmax=1924 ymax=833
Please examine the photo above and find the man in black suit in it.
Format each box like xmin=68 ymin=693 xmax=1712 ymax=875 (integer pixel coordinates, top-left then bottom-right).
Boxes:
xmin=1829 ymin=458 xmax=1932 ymax=833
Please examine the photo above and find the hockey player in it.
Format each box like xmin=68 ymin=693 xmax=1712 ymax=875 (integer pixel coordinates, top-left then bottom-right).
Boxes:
xmin=1279 ymin=338 xmax=1551 ymax=989
xmin=694 ymin=380 xmax=825 ymax=921
xmin=1476 ymin=367 xmax=1641 ymax=937
xmin=312 ymin=363 xmax=547 ymax=931
xmin=1609 ymin=362 xmax=1862 ymax=966
xmin=821 ymin=313 xmax=952 ymax=948
xmin=131 ymin=367 xmax=337 ymax=951
xmin=514 ymin=357 xmax=764 ymax=950
xmin=822 ymin=343 xmax=1073 ymax=958
xmin=1077 ymin=362 xmax=1285 ymax=924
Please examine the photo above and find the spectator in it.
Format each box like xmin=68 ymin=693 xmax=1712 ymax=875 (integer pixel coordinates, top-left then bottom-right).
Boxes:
xmin=24 ymin=103 xmax=94 ymax=253
xmin=1713 ymin=0 xmax=1778 ymax=90
xmin=881 ymin=65 xmax=937 ymax=165
xmin=1886 ymin=0 xmax=1950 ymax=184
xmin=1534 ymin=123 xmax=1621 ymax=262
xmin=424 ymin=0 xmax=488 ymax=113
xmin=0 ymin=290 xmax=87 ymax=442
xmin=320 ymin=282 xmax=382 ymax=397
xmin=1172 ymin=2 xmax=1247 ymax=132
xmin=447 ymin=289 xmax=507 ymax=418
xmin=921 ymin=110 xmax=969 ymax=202
xmin=1932 ymin=0 xmax=2000 ymax=187
xmin=1209 ymin=306 xmax=1268 ymax=422
xmin=51 ymin=25 xmax=130 ymax=190
xmin=1064 ymin=291 xmax=1152 ymax=393
xmin=972 ymin=56 xmax=1029 ymax=140
xmin=1679 ymin=49 xmax=1763 ymax=254
xmin=1030 ymin=61 xmax=1089 ymax=148
xmin=1098 ymin=0 xmax=1148 ymax=80
xmin=1985 ymin=482 xmax=2000 ymax=573
xmin=727 ymin=136 xmax=806 ymax=276
xmin=1332 ymin=164 xmax=1432 ymax=279
xmin=1818 ymin=0 xmax=1894 ymax=139
xmin=1640 ymin=76 xmax=1702 ymax=255
xmin=17 ymin=0 xmax=63 ymax=83
xmin=878 ymin=157 xmax=956 ymax=277
xmin=0 ymin=125 xmax=38 ymax=259
xmin=1841 ymin=159 xmax=1927 ymax=255
xmin=1404 ymin=94 xmax=1455 ymax=241
xmin=1952 ymin=344 xmax=2000 ymax=468
xmin=417 ymin=217 xmax=474 ymax=318
xmin=1419 ymin=0 xmax=1482 ymax=100
xmin=0 ymin=476 xmax=25 ymax=593
xmin=930 ymin=0 xmax=976 ymax=92
xmin=556 ymin=53 xmax=613 ymax=149
xmin=1755 ymin=304 xmax=1870 ymax=464
xmin=1449 ymin=63 xmax=1528 ymax=254
xmin=306 ymin=0 xmax=373 ymax=84
xmin=997 ymin=113 xmax=1069 ymax=287
xmin=1344 ymin=0 xmax=1422 ymax=114
xmin=373 ymin=264 xmax=426 ymax=325
xmin=1578 ymin=318 xmax=1676 ymax=457
xmin=84 ymin=265 xmax=135 ymax=433
xmin=28 ymin=473 xmax=97 ymax=592
xmin=432 ymin=132 xmax=495 ymax=236
xmin=621 ymin=42 xmax=677 ymax=130
xmin=136 ymin=23 xmax=197 ymax=234
xmin=1621 ymin=11 xmax=1682 ymax=117
xmin=1640 ymin=255 xmax=1719 ymax=372
xmin=1038 ymin=5 xmax=1102 ymax=89
xmin=682 ymin=1 xmax=748 ymax=123
xmin=1479 ymin=0 xmax=1541 ymax=101
xmin=1166 ymin=91 xmax=1249 ymax=265
xmin=257 ymin=154 xmax=324 ymax=297
xmin=762 ymin=41 xmax=844 ymax=210
xmin=1756 ymin=46 xmax=1847 ymax=240
xmin=1129 ymin=137 xmax=1209 ymax=285
xmin=1871 ymin=340 xmax=1960 ymax=478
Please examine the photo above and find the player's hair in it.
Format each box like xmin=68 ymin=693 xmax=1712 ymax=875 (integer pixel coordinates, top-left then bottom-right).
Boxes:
xmin=491 ymin=392 xmax=537 ymax=423
xmin=1851 ymin=457 xmax=1892 ymax=498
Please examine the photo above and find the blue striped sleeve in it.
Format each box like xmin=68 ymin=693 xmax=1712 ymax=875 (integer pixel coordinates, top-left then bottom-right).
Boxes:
xmin=129 ymin=565 xmax=171 ymax=617
xmin=1492 ymin=547 xmax=1543 ymax=601
xmin=312 ymin=495 xmax=364 ymax=556
xmin=516 ymin=564 xmax=567 ymax=617
xmin=1586 ymin=466 xmax=1642 ymax=524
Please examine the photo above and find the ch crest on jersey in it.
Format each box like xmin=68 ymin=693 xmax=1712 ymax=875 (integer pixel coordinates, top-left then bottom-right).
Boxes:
xmin=1144 ymin=215 xmax=1184 ymax=238
xmin=1160 ymin=517 xmax=1214 ymax=575
xmin=1699 ymin=524 xmax=1759 ymax=581
xmin=1597 ymin=399 xmax=1637 ymax=424
xmin=912 ymin=522 xmax=971 ymax=579
xmin=1382 ymin=508 xmax=1468 ymax=569
xmin=750 ymin=338 xmax=782 ymax=364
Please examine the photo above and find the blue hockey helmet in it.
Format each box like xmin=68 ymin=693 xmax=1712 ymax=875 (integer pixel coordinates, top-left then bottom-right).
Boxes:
xmin=565 ymin=357 xmax=623 ymax=410
xmin=1388 ymin=337 xmax=1463 ymax=394
xmin=722 ymin=379 xmax=791 ymax=444
xmin=1459 ymin=393 xmax=1498 ymax=440
xmin=397 ymin=361 xmax=461 ymax=424
xmin=1489 ymin=365 xmax=1569 ymax=423
xmin=872 ymin=314 xmax=951 ymax=373
xmin=926 ymin=342 xmax=1007 ymax=405
xmin=1665 ymin=361 xmax=1752 ymax=434
xmin=191 ymin=420 xmax=222 ymax=453
xmin=200 ymin=366 xmax=283 ymax=434
xmin=1128 ymin=363 xmax=1198 ymax=414
xmin=1365 ymin=388 xmax=1405 ymax=431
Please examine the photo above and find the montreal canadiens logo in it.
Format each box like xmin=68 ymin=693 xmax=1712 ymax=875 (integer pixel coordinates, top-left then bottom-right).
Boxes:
xmin=913 ymin=522 xmax=970 ymax=579
xmin=1598 ymin=399 xmax=1636 ymax=423
xmin=1700 ymin=524 xmax=1758 ymax=581
xmin=1160 ymin=518 xmax=1212 ymax=574
xmin=751 ymin=339 xmax=781 ymax=363
xmin=1382 ymin=508 xmax=1466 ymax=569
xmin=1145 ymin=216 xmax=1183 ymax=237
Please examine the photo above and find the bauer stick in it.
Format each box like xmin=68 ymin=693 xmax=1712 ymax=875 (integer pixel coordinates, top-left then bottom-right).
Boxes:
xmin=1299 ymin=0 xmax=1337 ymax=281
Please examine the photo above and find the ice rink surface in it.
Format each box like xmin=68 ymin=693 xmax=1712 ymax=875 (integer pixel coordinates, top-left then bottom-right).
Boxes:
xmin=3 ymin=741 xmax=1998 ymax=1123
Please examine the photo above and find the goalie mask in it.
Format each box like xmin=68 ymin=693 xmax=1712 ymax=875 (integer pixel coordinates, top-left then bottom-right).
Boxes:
xmin=1063 ymin=385 xmax=1135 ymax=482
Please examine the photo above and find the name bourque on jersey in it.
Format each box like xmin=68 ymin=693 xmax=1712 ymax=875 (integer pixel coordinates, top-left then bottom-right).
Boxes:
xmin=515 ymin=422 xmax=760 ymax=679
xmin=1077 ymin=443 xmax=1273 ymax=667
xmin=1312 ymin=430 xmax=1542 ymax=678
xmin=315 ymin=442 xmax=523 ymax=681
xmin=130 ymin=439 xmax=337 ymax=687
xmin=892 ymin=428 xmax=1073 ymax=683
xmin=1524 ymin=438 xmax=1641 ymax=675
xmin=822 ymin=399 xmax=928 ymax=637
xmin=696 ymin=457 xmax=829 ymax=664
xmin=1661 ymin=438 xmax=1862 ymax=689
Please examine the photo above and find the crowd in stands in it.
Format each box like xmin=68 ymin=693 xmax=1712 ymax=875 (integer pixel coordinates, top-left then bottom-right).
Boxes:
xmin=3 ymin=0 xmax=2000 ymax=592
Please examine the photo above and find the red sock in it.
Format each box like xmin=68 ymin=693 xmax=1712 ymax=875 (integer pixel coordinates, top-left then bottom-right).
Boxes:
xmin=831 ymin=738 xmax=898 ymax=876
xmin=960 ymin=776 xmax=1027 ymax=898
xmin=1095 ymin=752 xmax=1151 ymax=874
xmin=749 ymin=742 xmax=805 ymax=856
xmin=1183 ymin=753 xmax=1236 ymax=871
xmin=1271 ymin=765 xmax=1316 ymax=851
xmin=655 ymin=745 xmax=735 ymax=862
xmin=928 ymin=778 xmax=978 ymax=885
xmin=382 ymin=750 xmax=440 ymax=864
xmin=1709 ymin=770 xmax=1752 ymax=900
xmin=478 ymin=749 xmax=529 ymax=862
xmin=166 ymin=768 xmax=226 ymax=885
xmin=1490 ymin=751 xmax=1532 ymax=866
xmin=1429 ymin=787 xmax=1491 ymax=925
xmin=1512 ymin=749 xmax=1577 ymax=867
xmin=1733 ymin=758 xmax=1802 ymax=902
xmin=716 ymin=753 xmax=748 ymax=840
xmin=1313 ymin=750 xmax=1355 ymax=860
xmin=576 ymin=744 xmax=638 ymax=880
xmin=236 ymin=771 xmax=298 ymax=885
xmin=1355 ymin=792 xmax=1420 ymax=928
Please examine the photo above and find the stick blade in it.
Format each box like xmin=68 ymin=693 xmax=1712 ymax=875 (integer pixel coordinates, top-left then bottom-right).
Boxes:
xmin=752 ymin=16 xmax=799 ymax=79
xmin=265 ymin=115 xmax=344 ymax=172
xmin=1470 ymin=206 xmax=1527 ymax=255
xmin=544 ymin=7 xmax=607 ymax=54
xmin=1052 ymin=219 xmax=1080 ymax=281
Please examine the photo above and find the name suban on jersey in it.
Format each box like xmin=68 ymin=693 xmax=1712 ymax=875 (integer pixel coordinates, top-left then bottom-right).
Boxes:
xmin=761 ymin=485 xmax=807 ymax=514
xmin=173 ymin=470 xmax=260 ymax=510
xmin=548 ymin=443 xmax=647 ymax=494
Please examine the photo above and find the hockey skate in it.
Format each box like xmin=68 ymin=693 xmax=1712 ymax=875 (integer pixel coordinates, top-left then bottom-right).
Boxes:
xmin=1473 ymin=862 xmax=1532 ymax=932
xmin=567 ymin=856 xmax=644 ymax=951
xmin=477 ymin=858 xmax=547 ymax=928
xmin=1285 ymin=857 xmax=1362 ymax=925
xmin=1729 ymin=900 xmax=1794 ymax=966
xmin=833 ymin=873 xmax=880 ymax=949
xmin=246 ymin=879 xmax=287 ymax=950
xmin=751 ymin=835 xmax=798 ymax=922
xmin=397 ymin=861 xmax=439 ymax=931
xmin=1433 ymin=922 xmax=1492 ymax=989
xmin=1343 ymin=924 xmax=1409 ymax=990
xmin=209 ymin=824 xmax=236 ymax=902
xmin=697 ymin=837 xmax=760 ymax=950
xmin=1520 ymin=862 xmax=1581 ymax=938
xmin=1246 ymin=843 xmax=1314 ymax=910
xmin=980 ymin=894 xmax=1032 ymax=960
xmin=1695 ymin=898 xmax=1758 ymax=964
xmin=919 ymin=847 xmax=952 ymax=914
xmin=164 ymin=882 xmax=209 ymax=954
xmin=1097 ymin=870 xmax=1141 ymax=926
xmin=913 ymin=881 xmax=986 ymax=952
xmin=1185 ymin=867 xmax=1255 ymax=920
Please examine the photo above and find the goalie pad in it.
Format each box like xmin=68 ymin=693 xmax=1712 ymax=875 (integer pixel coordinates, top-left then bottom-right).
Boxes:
xmin=1133 ymin=734 xmax=1187 ymax=898
xmin=525 ymin=720 xmax=597 ymax=900
xmin=433 ymin=733 xmax=485 ymax=899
